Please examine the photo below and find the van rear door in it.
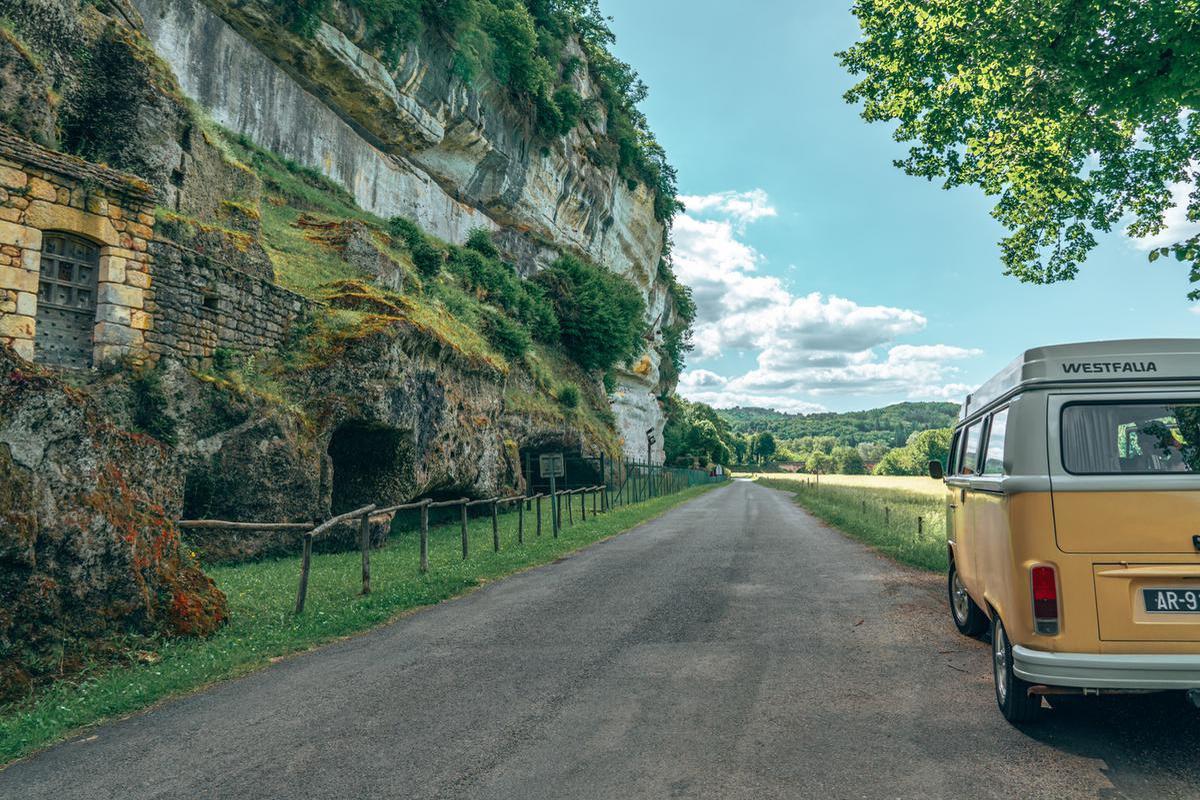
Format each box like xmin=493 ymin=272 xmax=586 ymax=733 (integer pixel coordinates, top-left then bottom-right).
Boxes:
xmin=1048 ymin=394 xmax=1200 ymax=642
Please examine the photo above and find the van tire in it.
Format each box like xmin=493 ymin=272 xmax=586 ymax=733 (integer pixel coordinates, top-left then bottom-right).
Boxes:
xmin=992 ymin=615 xmax=1042 ymax=724
xmin=948 ymin=560 xmax=988 ymax=637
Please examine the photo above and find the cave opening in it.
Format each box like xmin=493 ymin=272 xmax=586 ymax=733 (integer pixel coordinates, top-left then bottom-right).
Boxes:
xmin=328 ymin=420 xmax=411 ymax=514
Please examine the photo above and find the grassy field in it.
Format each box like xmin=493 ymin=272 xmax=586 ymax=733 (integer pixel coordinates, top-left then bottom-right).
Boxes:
xmin=0 ymin=485 xmax=720 ymax=766
xmin=739 ymin=472 xmax=944 ymax=496
xmin=757 ymin=477 xmax=947 ymax=572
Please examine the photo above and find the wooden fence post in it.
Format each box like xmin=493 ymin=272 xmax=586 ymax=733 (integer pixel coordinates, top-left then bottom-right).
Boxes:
xmin=294 ymin=533 xmax=313 ymax=614
xmin=885 ymin=506 xmax=890 ymax=526
xmin=491 ymin=500 xmax=500 ymax=552
xmin=592 ymin=488 xmax=598 ymax=515
xmin=536 ymin=494 xmax=543 ymax=537
xmin=580 ymin=489 xmax=587 ymax=522
xmin=460 ymin=501 xmax=469 ymax=560
xmin=917 ymin=516 xmax=924 ymax=536
xmin=518 ymin=499 xmax=525 ymax=544
xmin=419 ymin=501 xmax=429 ymax=574
xmin=360 ymin=511 xmax=371 ymax=596
xmin=567 ymin=490 xmax=574 ymax=526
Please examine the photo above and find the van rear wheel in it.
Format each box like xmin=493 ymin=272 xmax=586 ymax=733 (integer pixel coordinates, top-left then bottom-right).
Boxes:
xmin=992 ymin=615 xmax=1043 ymax=724
xmin=948 ymin=560 xmax=988 ymax=637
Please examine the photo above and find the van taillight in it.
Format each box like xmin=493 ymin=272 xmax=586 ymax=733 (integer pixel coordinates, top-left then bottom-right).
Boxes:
xmin=1031 ymin=565 xmax=1059 ymax=635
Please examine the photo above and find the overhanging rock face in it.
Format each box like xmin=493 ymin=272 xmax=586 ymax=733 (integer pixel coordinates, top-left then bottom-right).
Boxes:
xmin=132 ymin=0 xmax=672 ymax=462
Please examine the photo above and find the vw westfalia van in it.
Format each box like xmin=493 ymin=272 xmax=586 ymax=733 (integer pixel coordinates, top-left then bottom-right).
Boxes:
xmin=931 ymin=340 xmax=1200 ymax=723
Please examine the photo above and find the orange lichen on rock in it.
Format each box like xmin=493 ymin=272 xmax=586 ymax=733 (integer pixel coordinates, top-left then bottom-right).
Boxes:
xmin=0 ymin=344 xmax=227 ymax=701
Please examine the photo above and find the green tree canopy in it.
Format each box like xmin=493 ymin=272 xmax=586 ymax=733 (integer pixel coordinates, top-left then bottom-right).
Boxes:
xmin=839 ymin=1 xmax=1200 ymax=295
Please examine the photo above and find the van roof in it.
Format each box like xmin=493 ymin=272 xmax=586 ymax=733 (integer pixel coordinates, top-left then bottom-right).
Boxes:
xmin=960 ymin=339 xmax=1200 ymax=421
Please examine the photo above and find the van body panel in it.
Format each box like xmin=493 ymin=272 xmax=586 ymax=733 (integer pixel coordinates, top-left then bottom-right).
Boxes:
xmin=1051 ymin=490 xmax=1200 ymax=554
xmin=1093 ymin=564 xmax=1200 ymax=642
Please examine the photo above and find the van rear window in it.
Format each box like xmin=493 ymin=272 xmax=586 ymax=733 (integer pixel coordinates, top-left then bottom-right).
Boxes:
xmin=1062 ymin=402 xmax=1200 ymax=474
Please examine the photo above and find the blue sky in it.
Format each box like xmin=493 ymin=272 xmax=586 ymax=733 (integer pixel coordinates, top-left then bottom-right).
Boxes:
xmin=603 ymin=0 xmax=1200 ymax=414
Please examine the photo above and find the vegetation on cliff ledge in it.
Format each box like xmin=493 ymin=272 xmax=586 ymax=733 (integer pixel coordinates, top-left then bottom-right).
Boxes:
xmin=275 ymin=0 xmax=680 ymax=223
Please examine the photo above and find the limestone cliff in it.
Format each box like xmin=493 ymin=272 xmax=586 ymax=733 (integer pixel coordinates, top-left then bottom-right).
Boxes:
xmin=132 ymin=0 xmax=674 ymax=461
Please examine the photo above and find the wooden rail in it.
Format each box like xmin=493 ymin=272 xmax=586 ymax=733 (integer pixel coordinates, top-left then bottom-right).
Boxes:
xmin=177 ymin=479 xmax=705 ymax=617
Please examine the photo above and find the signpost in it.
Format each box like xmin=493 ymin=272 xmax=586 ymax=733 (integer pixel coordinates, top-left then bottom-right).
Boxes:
xmin=540 ymin=453 xmax=564 ymax=538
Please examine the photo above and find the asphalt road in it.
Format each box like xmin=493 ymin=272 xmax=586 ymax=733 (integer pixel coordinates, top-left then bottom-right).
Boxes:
xmin=4 ymin=479 xmax=1199 ymax=799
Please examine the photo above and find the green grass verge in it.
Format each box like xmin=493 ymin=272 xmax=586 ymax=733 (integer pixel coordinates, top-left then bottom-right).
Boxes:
xmin=0 ymin=485 xmax=719 ymax=766
xmin=757 ymin=477 xmax=948 ymax=572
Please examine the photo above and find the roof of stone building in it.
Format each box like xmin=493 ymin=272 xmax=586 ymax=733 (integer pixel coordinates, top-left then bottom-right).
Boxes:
xmin=0 ymin=125 xmax=156 ymax=200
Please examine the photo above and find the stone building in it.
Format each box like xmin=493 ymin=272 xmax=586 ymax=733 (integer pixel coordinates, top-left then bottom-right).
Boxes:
xmin=0 ymin=125 xmax=158 ymax=367
xmin=0 ymin=125 xmax=308 ymax=371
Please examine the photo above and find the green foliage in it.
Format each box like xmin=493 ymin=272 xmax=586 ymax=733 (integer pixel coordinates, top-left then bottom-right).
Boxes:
xmin=387 ymin=217 xmax=446 ymax=280
xmin=556 ymin=382 xmax=579 ymax=408
xmin=839 ymin=0 xmax=1200 ymax=296
xmin=720 ymin=402 xmax=960 ymax=449
xmin=129 ymin=365 xmax=177 ymax=447
xmin=752 ymin=431 xmax=777 ymax=462
xmin=873 ymin=428 xmax=954 ymax=476
xmin=534 ymin=254 xmax=646 ymax=373
xmin=482 ymin=306 xmax=531 ymax=360
xmin=663 ymin=396 xmax=738 ymax=467
xmin=269 ymin=0 xmax=679 ymax=222
xmin=446 ymin=244 xmax=559 ymax=342
xmin=831 ymin=445 xmax=866 ymax=475
xmin=465 ymin=227 xmax=500 ymax=258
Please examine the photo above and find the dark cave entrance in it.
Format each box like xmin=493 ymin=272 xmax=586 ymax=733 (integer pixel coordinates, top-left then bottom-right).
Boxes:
xmin=327 ymin=420 xmax=411 ymax=514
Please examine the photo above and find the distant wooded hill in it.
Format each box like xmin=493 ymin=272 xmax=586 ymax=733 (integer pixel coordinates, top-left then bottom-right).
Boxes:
xmin=718 ymin=402 xmax=960 ymax=448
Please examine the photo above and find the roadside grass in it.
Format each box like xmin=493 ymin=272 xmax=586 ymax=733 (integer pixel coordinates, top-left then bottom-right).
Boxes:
xmin=757 ymin=477 xmax=947 ymax=572
xmin=0 ymin=485 xmax=720 ymax=766
xmin=739 ymin=472 xmax=943 ymax=496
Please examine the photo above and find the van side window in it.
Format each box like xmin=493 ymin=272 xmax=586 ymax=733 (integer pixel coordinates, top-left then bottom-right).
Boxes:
xmin=982 ymin=408 xmax=1009 ymax=475
xmin=959 ymin=422 xmax=983 ymax=475
xmin=947 ymin=431 xmax=961 ymax=474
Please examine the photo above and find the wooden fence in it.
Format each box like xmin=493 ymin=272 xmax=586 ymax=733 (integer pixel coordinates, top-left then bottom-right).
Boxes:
xmin=178 ymin=485 xmax=617 ymax=614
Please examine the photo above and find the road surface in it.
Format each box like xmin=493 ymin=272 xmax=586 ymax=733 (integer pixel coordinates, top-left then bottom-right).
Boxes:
xmin=3 ymin=480 xmax=1198 ymax=799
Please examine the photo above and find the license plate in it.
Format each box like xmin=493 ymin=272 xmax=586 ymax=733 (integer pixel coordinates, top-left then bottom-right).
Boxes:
xmin=1143 ymin=588 xmax=1200 ymax=614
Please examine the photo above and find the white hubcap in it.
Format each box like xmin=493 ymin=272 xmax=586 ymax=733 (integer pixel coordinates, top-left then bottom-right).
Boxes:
xmin=952 ymin=570 xmax=970 ymax=623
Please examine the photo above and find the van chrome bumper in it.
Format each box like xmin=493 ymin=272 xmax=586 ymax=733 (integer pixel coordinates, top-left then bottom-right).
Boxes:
xmin=1012 ymin=646 xmax=1200 ymax=690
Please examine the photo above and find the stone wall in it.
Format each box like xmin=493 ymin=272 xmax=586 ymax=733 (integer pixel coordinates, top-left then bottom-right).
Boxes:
xmin=144 ymin=240 xmax=310 ymax=367
xmin=0 ymin=125 xmax=157 ymax=366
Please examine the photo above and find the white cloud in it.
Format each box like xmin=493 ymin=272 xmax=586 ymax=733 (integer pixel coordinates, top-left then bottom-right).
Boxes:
xmin=672 ymin=189 xmax=983 ymax=411
xmin=680 ymin=189 xmax=778 ymax=229
xmin=1130 ymin=176 xmax=1200 ymax=250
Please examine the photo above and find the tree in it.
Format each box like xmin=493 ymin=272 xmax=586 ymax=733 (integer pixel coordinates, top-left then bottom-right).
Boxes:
xmin=732 ymin=435 xmax=749 ymax=464
xmin=805 ymin=450 xmax=833 ymax=474
xmin=871 ymin=427 xmax=954 ymax=475
xmin=534 ymin=254 xmax=646 ymax=373
xmin=839 ymin=1 xmax=1200 ymax=297
xmin=753 ymin=432 xmax=777 ymax=464
xmin=832 ymin=446 xmax=867 ymax=475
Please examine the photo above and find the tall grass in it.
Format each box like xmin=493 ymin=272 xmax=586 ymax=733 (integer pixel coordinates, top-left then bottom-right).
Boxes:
xmin=0 ymin=485 xmax=718 ymax=765
xmin=758 ymin=477 xmax=947 ymax=572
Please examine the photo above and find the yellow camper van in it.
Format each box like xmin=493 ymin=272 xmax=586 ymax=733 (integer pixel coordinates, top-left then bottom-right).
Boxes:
xmin=932 ymin=340 xmax=1200 ymax=723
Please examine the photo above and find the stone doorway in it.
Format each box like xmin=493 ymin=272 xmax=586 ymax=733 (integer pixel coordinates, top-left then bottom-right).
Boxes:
xmin=34 ymin=233 xmax=99 ymax=368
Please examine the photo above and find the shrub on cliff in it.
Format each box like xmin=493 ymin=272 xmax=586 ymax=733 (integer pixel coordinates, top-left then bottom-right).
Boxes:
xmin=0 ymin=347 xmax=228 ymax=701
xmin=482 ymin=307 xmax=531 ymax=360
xmin=535 ymin=254 xmax=646 ymax=373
